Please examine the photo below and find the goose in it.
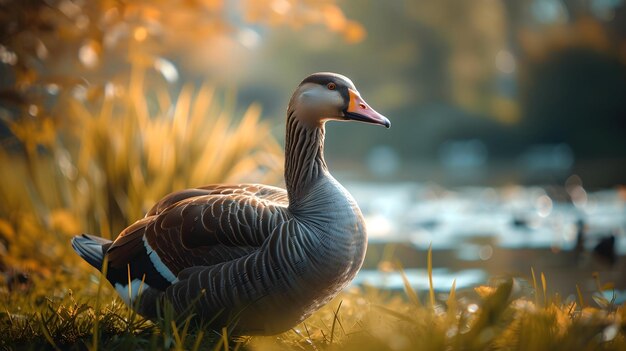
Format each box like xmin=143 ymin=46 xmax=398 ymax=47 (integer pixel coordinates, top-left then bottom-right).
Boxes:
xmin=71 ymin=72 xmax=390 ymax=335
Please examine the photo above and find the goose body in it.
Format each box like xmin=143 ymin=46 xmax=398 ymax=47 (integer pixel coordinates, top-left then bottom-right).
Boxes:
xmin=72 ymin=73 xmax=390 ymax=335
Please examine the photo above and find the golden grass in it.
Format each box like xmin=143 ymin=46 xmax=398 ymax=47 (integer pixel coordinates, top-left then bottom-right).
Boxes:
xmin=0 ymin=66 xmax=282 ymax=287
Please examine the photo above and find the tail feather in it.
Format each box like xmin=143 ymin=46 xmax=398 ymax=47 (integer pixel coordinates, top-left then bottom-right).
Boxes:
xmin=71 ymin=234 xmax=112 ymax=270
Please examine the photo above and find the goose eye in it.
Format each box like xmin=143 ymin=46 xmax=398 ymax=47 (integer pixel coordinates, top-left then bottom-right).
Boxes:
xmin=327 ymin=82 xmax=336 ymax=90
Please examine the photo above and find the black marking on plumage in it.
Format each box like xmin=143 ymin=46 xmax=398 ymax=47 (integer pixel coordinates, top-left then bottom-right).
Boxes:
xmin=105 ymin=243 xmax=171 ymax=290
xmin=71 ymin=234 xmax=111 ymax=270
xmin=72 ymin=234 xmax=170 ymax=290
xmin=299 ymin=73 xmax=353 ymax=110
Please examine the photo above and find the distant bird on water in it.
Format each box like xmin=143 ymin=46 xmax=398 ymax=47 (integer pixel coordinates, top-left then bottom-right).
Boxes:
xmin=72 ymin=73 xmax=390 ymax=335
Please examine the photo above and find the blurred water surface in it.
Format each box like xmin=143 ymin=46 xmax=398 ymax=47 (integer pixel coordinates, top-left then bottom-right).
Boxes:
xmin=345 ymin=180 xmax=626 ymax=302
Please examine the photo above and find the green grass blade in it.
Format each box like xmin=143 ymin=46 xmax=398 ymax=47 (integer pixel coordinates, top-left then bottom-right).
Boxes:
xmin=180 ymin=316 xmax=191 ymax=346
xmin=464 ymin=279 xmax=513 ymax=348
xmin=233 ymin=338 xmax=244 ymax=351
xmin=191 ymin=331 xmax=205 ymax=351
xmin=91 ymin=255 xmax=109 ymax=351
xmin=171 ymin=321 xmax=183 ymax=350
xmin=447 ymin=279 xmax=457 ymax=323
xmin=222 ymin=327 xmax=229 ymax=351
xmin=212 ymin=334 xmax=224 ymax=351
xmin=39 ymin=312 xmax=61 ymax=351
xmin=576 ymin=284 xmax=585 ymax=308
xmin=330 ymin=300 xmax=343 ymax=345
xmin=127 ymin=264 xmax=132 ymax=302
xmin=428 ymin=243 xmax=435 ymax=307
xmin=541 ymin=272 xmax=547 ymax=306
xmin=398 ymin=263 xmax=421 ymax=308
xmin=531 ymin=267 xmax=539 ymax=306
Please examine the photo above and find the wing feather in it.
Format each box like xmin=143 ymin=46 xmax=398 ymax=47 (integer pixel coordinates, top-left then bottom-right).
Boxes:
xmin=106 ymin=188 xmax=289 ymax=275
xmin=146 ymin=184 xmax=288 ymax=217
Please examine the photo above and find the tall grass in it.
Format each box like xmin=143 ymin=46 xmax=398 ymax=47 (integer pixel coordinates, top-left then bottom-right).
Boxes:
xmin=251 ymin=273 xmax=626 ymax=351
xmin=0 ymin=66 xmax=282 ymax=290
xmin=1 ymin=245 xmax=624 ymax=349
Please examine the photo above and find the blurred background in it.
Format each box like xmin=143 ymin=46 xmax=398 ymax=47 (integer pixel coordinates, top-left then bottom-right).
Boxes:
xmin=0 ymin=0 xmax=625 ymax=303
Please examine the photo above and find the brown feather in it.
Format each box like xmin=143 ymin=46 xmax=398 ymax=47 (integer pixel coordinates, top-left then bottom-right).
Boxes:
xmin=106 ymin=217 xmax=152 ymax=267
xmin=104 ymin=185 xmax=288 ymax=274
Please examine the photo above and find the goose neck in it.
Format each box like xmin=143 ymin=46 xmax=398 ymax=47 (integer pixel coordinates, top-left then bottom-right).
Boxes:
xmin=284 ymin=110 xmax=328 ymax=208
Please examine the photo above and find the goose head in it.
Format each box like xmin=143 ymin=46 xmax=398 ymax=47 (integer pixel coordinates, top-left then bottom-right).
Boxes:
xmin=290 ymin=72 xmax=391 ymax=129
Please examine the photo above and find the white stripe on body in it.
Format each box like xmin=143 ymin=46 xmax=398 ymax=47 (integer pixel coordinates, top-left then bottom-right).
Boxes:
xmin=142 ymin=236 xmax=177 ymax=283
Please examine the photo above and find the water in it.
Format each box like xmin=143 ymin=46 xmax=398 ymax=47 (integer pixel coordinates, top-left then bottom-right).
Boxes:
xmin=348 ymin=182 xmax=626 ymax=300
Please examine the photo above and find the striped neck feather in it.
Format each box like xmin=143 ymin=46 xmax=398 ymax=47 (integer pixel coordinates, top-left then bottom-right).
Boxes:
xmin=284 ymin=108 xmax=328 ymax=208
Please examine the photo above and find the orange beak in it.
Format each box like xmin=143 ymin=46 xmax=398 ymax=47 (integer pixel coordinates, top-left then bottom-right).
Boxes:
xmin=345 ymin=89 xmax=391 ymax=128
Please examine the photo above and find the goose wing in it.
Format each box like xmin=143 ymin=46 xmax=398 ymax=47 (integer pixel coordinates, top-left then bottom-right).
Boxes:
xmin=106 ymin=187 xmax=289 ymax=276
xmin=146 ymin=184 xmax=288 ymax=216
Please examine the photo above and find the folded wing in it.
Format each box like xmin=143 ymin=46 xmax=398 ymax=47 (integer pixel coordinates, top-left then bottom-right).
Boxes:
xmin=106 ymin=184 xmax=289 ymax=279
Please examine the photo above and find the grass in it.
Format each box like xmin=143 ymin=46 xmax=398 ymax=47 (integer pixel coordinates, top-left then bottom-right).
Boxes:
xmin=1 ymin=68 xmax=625 ymax=350
xmin=1 ymin=251 xmax=625 ymax=350
xmin=0 ymin=65 xmax=282 ymax=286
